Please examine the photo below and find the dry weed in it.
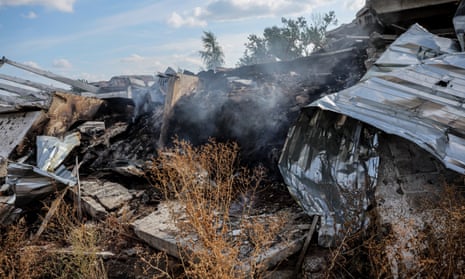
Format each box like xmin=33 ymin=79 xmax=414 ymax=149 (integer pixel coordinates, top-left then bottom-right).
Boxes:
xmin=148 ymin=139 xmax=285 ymax=278
xmin=0 ymin=194 xmax=108 ymax=279
xmin=47 ymin=223 xmax=107 ymax=279
xmin=364 ymin=182 xmax=465 ymax=278
xmin=0 ymin=218 xmax=47 ymax=279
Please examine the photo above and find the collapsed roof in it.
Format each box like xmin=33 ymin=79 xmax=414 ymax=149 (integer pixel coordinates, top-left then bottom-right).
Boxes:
xmin=279 ymin=22 xmax=465 ymax=246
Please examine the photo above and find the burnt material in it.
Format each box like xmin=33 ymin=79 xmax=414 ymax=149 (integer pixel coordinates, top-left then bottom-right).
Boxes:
xmin=165 ymin=46 xmax=367 ymax=172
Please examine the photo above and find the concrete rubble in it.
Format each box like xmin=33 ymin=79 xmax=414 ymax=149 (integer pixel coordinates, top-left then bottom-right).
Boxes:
xmin=1 ymin=0 xmax=465 ymax=277
xmin=0 ymin=54 xmax=335 ymax=273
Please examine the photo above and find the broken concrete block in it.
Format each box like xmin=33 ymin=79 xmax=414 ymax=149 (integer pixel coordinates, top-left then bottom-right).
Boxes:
xmin=132 ymin=200 xmax=308 ymax=271
xmin=132 ymin=200 xmax=189 ymax=257
xmin=80 ymin=179 xmax=132 ymax=211
xmin=375 ymin=136 xmax=458 ymax=277
xmin=67 ymin=187 xmax=108 ymax=220
xmin=81 ymin=195 xmax=108 ymax=219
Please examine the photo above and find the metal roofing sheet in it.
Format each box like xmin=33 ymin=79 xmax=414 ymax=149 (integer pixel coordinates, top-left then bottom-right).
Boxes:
xmin=374 ymin=23 xmax=459 ymax=68
xmin=308 ymin=53 xmax=465 ymax=174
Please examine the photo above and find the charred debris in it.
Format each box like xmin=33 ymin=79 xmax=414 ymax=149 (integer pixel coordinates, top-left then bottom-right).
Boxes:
xmin=1 ymin=0 xmax=465 ymax=276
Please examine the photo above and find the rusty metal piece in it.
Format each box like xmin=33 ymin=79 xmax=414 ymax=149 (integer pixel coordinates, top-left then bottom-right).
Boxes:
xmin=44 ymin=92 xmax=104 ymax=136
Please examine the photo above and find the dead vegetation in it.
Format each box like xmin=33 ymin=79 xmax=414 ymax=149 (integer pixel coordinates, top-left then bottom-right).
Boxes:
xmin=0 ymin=192 xmax=168 ymax=278
xmin=0 ymin=139 xmax=464 ymax=278
xmin=324 ymin=180 xmax=465 ymax=278
xmin=148 ymin=139 xmax=288 ymax=278
xmin=0 ymin=200 xmax=107 ymax=279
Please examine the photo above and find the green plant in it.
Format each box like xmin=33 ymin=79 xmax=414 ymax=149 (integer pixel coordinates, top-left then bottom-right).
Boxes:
xmin=199 ymin=31 xmax=225 ymax=71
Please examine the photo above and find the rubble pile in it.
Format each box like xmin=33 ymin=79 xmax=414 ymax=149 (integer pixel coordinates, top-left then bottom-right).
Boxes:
xmin=0 ymin=41 xmax=368 ymax=276
xmin=1 ymin=0 xmax=465 ymax=277
xmin=168 ymin=46 xmax=367 ymax=171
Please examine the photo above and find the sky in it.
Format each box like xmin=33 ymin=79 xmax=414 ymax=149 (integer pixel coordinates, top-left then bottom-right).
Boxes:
xmin=0 ymin=0 xmax=365 ymax=83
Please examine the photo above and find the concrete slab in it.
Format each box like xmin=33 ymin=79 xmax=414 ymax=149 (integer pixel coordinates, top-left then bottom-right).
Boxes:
xmin=132 ymin=201 xmax=190 ymax=257
xmin=132 ymin=200 xmax=308 ymax=271
xmin=80 ymin=179 xmax=132 ymax=211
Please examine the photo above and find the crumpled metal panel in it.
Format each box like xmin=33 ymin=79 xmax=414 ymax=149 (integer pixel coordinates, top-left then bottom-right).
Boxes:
xmin=364 ymin=24 xmax=459 ymax=80
xmin=375 ymin=23 xmax=459 ymax=68
xmin=0 ymin=111 xmax=45 ymax=160
xmin=36 ymin=132 xmax=81 ymax=172
xmin=279 ymin=110 xmax=380 ymax=247
xmin=309 ymin=53 xmax=465 ymax=174
xmin=7 ymin=163 xmax=76 ymax=206
xmin=0 ymin=90 xmax=51 ymax=113
xmin=279 ymin=24 xmax=465 ymax=247
xmin=7 ymin=133 xmax=80 ymax=206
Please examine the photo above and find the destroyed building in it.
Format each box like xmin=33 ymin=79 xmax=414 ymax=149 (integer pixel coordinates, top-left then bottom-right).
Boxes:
xmin=1 ymin=0 xmax=465 ymax=277
xmin=279 ymin=0 xmax=465 ymax=275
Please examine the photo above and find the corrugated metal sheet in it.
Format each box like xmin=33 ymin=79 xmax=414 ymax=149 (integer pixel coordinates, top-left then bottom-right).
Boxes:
xmin=7 ymin=163 xmax=76 ymax=206
xmin=278 ymin=110 xmax=380 ymax=247
xmin=364 ymin=24 xmax=459 ymax=79
xmin=37 ymin=132 xmax=81 ymax=172
xmin=375 ymin=24 xmax=458 ymax=67
xmin=279 ymin=24 xmax=465 ymax=246
xmin=309 ymin=53 xmax=465 ymax=174
xmin=7 ymin=133 xmax=79 ymax=206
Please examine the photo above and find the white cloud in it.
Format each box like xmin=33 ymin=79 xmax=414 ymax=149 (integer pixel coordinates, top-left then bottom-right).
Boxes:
xmin=0 ymin=0 xmax=75 ymax=12
xmin=117 ymin=53 xmax=204 ymax=75
xmin=167 ymin=11 xmax=207 ymax=28
xmin=52 ymin=58 xmax=72 ymax=68
xmin=22 ymin=11 xmax=37 ymax=19
xmin=75 ymin=72 xmax=108 ymax=83
xmin=345 ymin=0 xmax=365 ymax=11
xmin=119 ymin=54 xmax=164 ymax=73
xmin=120 ymin=54 xmax=145 ymax=63
xmin=23 ymin=61 xmax=41 ymax=69
xmin=164 ymin=0 xmax=333 ymax=27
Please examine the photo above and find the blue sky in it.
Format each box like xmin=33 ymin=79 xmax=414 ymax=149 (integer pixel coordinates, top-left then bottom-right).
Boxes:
xmin=0 ymin=0 xmax=364 ymax=83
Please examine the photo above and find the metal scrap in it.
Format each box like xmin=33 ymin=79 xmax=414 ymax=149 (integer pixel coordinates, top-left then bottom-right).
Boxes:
xmin=279 ymin=110 xmax=380 ymax=247
xmin=6 ymin=132 xmax=80 ymax=206
xmin=279 ymin=23 xmax=465 ymax=246
xmin=36 ymin=132 xmax=81 ymax=172
xmin=311 ymin=53 xmax=465 ymax=174
xmin=7 ymin=163 xmax=76 ymax=206
xmin=44 ymin=92 xmax=104 ymax=136
xmin=0 ymin=111 xmax=45 ymax=161
xmin=364 ymin=23 xmax=459 ymax=78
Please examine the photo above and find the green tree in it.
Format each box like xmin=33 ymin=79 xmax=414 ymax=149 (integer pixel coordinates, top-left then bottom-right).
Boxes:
xmin=238 ymin=11 xmax=337 ymax=66
xmin=237 ymin=34 xmax=270 ymax=66
xmin=199 ymin=31 xmax=225 ymax=71
xmin=303 ymin=11 xmax=337 ymax=53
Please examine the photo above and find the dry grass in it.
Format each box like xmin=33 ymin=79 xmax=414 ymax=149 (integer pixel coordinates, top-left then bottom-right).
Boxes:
xmin=325 ymin=181 xmax=465 ymax=278
xmin=0 ymin=194 xmax=107 ymax=279
xmin=0 ymin=218 xmax=46 ymax=279
xmin=148 ymin=139 xmax=285 ymax=278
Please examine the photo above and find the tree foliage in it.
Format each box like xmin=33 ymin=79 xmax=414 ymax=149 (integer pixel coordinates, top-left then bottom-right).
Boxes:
xmin=199 ymin=31 xmax=225 ymax=71
xmin=238 ymin=11 xmax=337 ymax=66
